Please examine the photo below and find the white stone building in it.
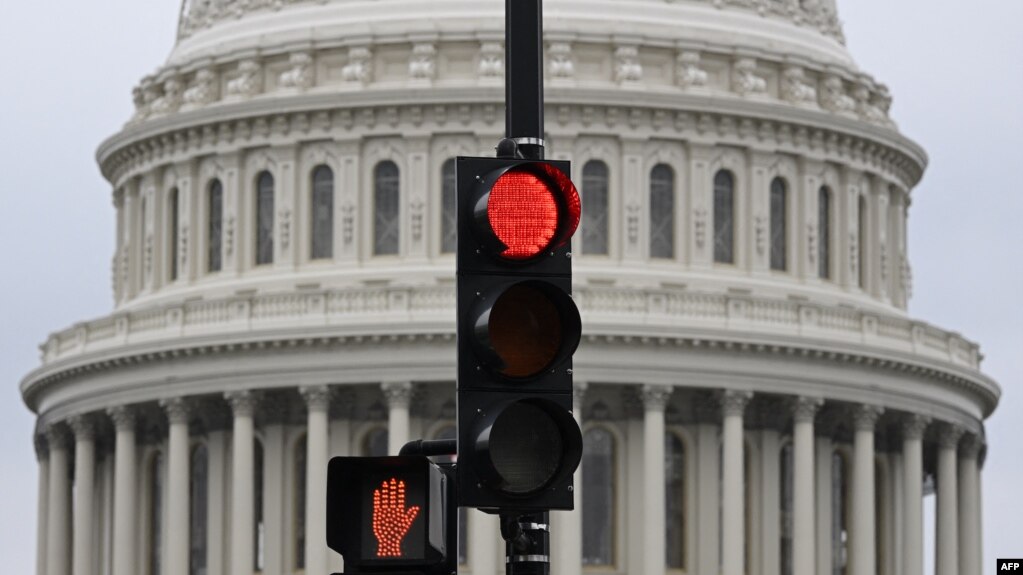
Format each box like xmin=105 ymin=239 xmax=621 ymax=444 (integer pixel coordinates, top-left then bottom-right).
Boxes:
xmin=20 ymin=1 xmax=999 ymax=575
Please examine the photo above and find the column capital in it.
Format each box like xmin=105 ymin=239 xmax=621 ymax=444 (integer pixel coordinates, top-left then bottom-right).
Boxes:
xmin=719 ymin=390 xmax=753 ymax=417
xmin=959 ymin=433 xmax=983 ymax=459
xmin=852 ymin=404 xmax=884 ymax=431
xmin=381 ymin=381 xmax=414 ymax=408
xmin=640 ymin=384 xmax=673 ymax=410
xmin=67 ymin=414 xmax=96 ymax=441
xmin=937 ymin=423 xmax=965 ymax=449
xmin=44 ymin=423 xmax=71 ymax=450
xmin=107 ymin=405 xmax=137 ymax=431
xmin=225 ymin=390 xmax=260 ymax=417
xmin=34 ymin=433 xmax=49 ymax=460
xmin=301 ymin=385 xmax=332 ymax=412
xmin=900 ymin=413 xmax=931 ymax=440
xmin=160 ymin=397 xmax=191 ymax=424
xmin=790 ymin=396 xmax=823 ymax=423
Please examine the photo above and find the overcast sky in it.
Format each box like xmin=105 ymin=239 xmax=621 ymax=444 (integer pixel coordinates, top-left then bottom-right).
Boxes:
xmin=0 ymin=1 xmax=1020 ymax=573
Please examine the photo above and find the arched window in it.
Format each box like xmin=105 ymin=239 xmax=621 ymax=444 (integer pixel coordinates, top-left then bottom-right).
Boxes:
xmin=665 ymin=432 xmax=685 ymax=569
xmin=713 ymin=170 xmax=735 ymax=264
xmin=374 ymin=161 xmax=400 ymax=255
xmin=294 ymin=434 xmax=307 ymax=570
xmin=190 ymin=444 xmax=208 ymax=575
xmin=254 ymin=439 xmax=265 ymax=572
xmin=832 ymin=451 xmax=849 ymax=575
xmin=363 ymin=428 xmax=389 ymax=457
xmin=207 ymin=180 xmax=223 ymax=272
xmin=582 ymin=427 xmax=615 ymax=566
xmin=770 ymin=178 xmax=787 ymax=271
xmin=649 ymin=164 xmax=675 ymax=259
xmin=148 ymin=452 xmax=164 ymax=575
xmin=582 ymin=161 xmax=609 ymax=255
xmin=432 ymin=425 xmax=467 ymax=564
xmin=256 ymin=171 xmax=275 ymax=265
xmin=780 ymin=442 xmax=794 ymax=575
xmin=311 ymin=166 xmax=334 ymax=260
xmin=818 ymin=187 xmax=832 ymax=279
xmin=441 ymin=159 xmax=457 ymax=254
xmin=858 ymin=195 xmax=867 ymax=289
xmin=169 ymin=188 xmax=180 ymax=281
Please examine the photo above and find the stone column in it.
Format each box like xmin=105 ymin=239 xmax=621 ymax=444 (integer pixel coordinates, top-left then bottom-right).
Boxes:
xmin=68 ymin=416 xmax=96 ymax=575
xmin=959 ymin=434 xmax=982 ymax=575
xmin=35 ymin=436 xmax=50 ymax=575
xmin=791 ymin=398 xmax=822 ymax=575
xmin=720 ymin=390 xmax=752 ymax=575
xmin=302 ymin=386 xmax=331 ymax=575
xmin=161 ymin=399 xmax=191 ymax=575
xmin=382 ymin=382 xmax=412 ymax=454
xmin=815 ymin=435 xmax=834 ymax=575
xmin=46 ymin=424 xmax=72 ymax=575
xmin=206 ymin=429 xmax=229 ymax=575
xmin=935 ymin=424 xmax=963 ymax=575
xmin=226 ymin=391 xmax=258 ymax=575
xmin=850 ymin=405 xmax=882 ymax=575
xmin=900 ymin=415 xmax=929 ymax=575
xmin=642 ymin=385 xmax=672 ymax=575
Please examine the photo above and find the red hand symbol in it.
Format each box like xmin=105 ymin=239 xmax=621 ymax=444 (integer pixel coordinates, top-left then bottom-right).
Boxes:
xmin=371 ymin=478 xmax=420 ymax=557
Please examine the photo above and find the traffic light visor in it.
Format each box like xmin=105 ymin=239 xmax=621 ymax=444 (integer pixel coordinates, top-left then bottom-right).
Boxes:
xmin=478 ymin=163 xmax=580 ymax=261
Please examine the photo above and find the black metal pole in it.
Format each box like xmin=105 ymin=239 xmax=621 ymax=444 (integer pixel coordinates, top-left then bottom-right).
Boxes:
xmin=501 ymin=511 xmax=550 ymax=575
xmin=505 ymin=0 xmax=545 ymax=160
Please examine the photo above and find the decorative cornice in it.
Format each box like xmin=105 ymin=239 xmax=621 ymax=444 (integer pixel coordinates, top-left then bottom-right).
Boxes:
xmin=381 ymin=381 xmax=413 ymax=409
xmin=301 ymin=385 xmax=332 ymax=412
xmin=853 ymin=404 xmax=884 ymax=431
xmin=900 ymin=413 xmax=931 ymax=441
xmin=719 ymin=390 xmax=753 ymax=418
xmin=640 ymin=384 xmax=673 ymax=411
xmin=225 ymin=390 xmax=259 ymax=418
xmin=791 ymin=396 xmax=824 ymax=424
xmin=160 ymin=397 xmax=191 ymax=425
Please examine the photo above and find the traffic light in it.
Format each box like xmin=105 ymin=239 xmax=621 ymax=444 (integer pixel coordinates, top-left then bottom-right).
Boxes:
xmin=326 ymin=456 xmax=456 ymax=575
xmin=455 ymin=156 xmax=584 ymax=511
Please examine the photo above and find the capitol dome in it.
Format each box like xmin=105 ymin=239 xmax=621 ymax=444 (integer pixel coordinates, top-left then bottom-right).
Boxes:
xmin=23 ymin=1 xmax=997 ymax=575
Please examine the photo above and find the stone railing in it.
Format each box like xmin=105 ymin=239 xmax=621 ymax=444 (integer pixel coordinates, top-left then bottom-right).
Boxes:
xmin=176 ymin=0 xmax=844 ymax=43
xmin=39 ymin=286 xmax=980 ymax=372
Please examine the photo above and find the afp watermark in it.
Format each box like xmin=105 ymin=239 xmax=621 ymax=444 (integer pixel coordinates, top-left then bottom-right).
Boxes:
xmin=999 ymin=559 xmax=1023 ymax=571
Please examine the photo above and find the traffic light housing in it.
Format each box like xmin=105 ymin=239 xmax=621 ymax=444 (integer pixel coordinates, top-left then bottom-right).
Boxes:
xmin=326 ymin=456 xmax=456 ymax=575
xmin=456 ymin=156 xmax=584 ymax=511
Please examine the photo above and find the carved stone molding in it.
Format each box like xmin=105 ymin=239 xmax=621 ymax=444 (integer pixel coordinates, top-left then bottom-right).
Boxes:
xmin=719 ymin=389 xmax=753 ymax=417
xmin=900 ymin=413 xmax=931 ymax=441
xmin=409 ymin=43 xmax=437 ymax=81
xmin=852 ymin=404 xmax=884 ymax=431
xmin=160 ymin=397 xmax=191 ymax=424
xmin=301 ymin=385 xmax=332 ymax=412
xmin=478 ymin=42 xmax=504 ymax=78
xmin=732 ymin=57 xmax=767 ymax=97
xmin=676 ymin=51 xmax=708 ymax=89
xmin=614 ymin=45 xmax=643 ymax=84
xmin=640 ymin=384 xmax=673 ymax=411
xmin=790 ymin=396 xmax=823 ymax=423
xmin=549 ymin=42 xmax=574 ymax=79
xmin=225 ymin=390 xmax=260 ymax=417
xmin=381 ymin=381 xmax=414 ymax=408
xmin=280 ymin=52 xmax=314 ymax=91
xmin=342 ymin=46 xmax=373 ymax=84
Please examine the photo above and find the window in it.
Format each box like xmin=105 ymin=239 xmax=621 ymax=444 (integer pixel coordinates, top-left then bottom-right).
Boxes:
xmin=581 ymin=161 xmax=609 ymax=255
xmin=311 ymin=166 xmax=334 ymax=260
xmin=207 ymin=180 xmax=223 ymax=272
xmin=363 ymin=428 xmax=389 ymax=457
xmin=433 ymin=425 xmax=467 ymax=564
xmin=148 ymin=452 xmax=164 ymax=575
xmin=832 ymin=451 xmax=849 ymax=575
xmin=770 ymin=178 xmax=787 ymax=271
xmin=713 ymin=170 xmax=735 ymax=264
xmin=819 ymin=187 xmax=831 ymax=279
xmin=256 ymin=171 xmax=275 ymax=265
xmin=374 ymin=161 xmax=400 ymax=255
xmin=780 ymin=443 xmax=794 ymax=575
xmin=294 ymin=434 xmax=307 ymax=570
xmin=441 ymin=159 xmax=457 ymax=254
xmin=665 ymin=432 xmax=685 ymax=569
xmin=582 ymin=427 xmax=615 ymax=566
xmin=254 ymin=439 xmax=265 ymax=571
xmin=650 ymin=164 xmax=675 ymax=259
xmin=858 ymin=196 xmax=867 ymax=288
xmin=169 ymin=188 xmax=180 ymax=281
xmin=190 ymin=445 xmax=208 ymax=575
